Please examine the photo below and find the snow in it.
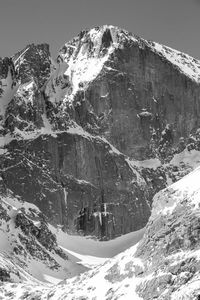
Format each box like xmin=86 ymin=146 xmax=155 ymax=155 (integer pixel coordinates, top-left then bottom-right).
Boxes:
xmin=0 ymin=195 xmax=88 ymax=284
xmin=14 ymin=47 xmax=30 ymax=67
xmin=62 ymin=26 xmax=117 ymax=97
xmin=2 ymin=161 xmax=200 ymax=298
xmin=6 ymin=242 xmax=144 ymax=300
xmin=0 ymin=210 xmax=146 ymax=299
xmin=0 ymin=134 xmax=13 ymax=147
xmin=0 ymin=68 xmax=19 ymax=115
xmin=45 ymin=26 xmax=126 ymax=105
xmin=52 ymin=226 xmax=145 ymax=258
xmin=2 ymin=25 xmax=200 ymax=298
xmin=99 ymin=211 xmax=102 ymax=226
xmin=44 ymin=58 xmax=69 ymax=104
xmin=125 ymin=158 xmax=147 ymax=186
xmin=151 ymin=166 xmax=200 ymax=217
xmin=44 ymin=25 xmax=200 ymax=112
xmin=66 ymin=124 xmax=92 ymax=139
xmin=170 ymin=166 xmax=200 ymax=209
xmin=63 ymin=188 xmax=68 ymax=207
xmin=104 ymin=203 xmax=109 ymax=217
xmin=0 ymin=192 xmax=145 ymax=291
xmin=100 ymin=136 xmax=122 ymax=155
xmin=41 ymin=114 xmax=57 ymax=137
xmin=169 ymin=148 xmax=200 ymax=168
xmin=167 ymin=248 xmax=200 ymax=299
xmin=1 ymin=195 xmax=40 ymax=215
xmin=130 ymin=158 xmax=161 ymax=170
xmin=150 ymin=41 xmax=200 ymax=82
xmin=43 ymin=274 xmax=62 ymax=284
xmin=171 ymin=276 xmax=200 ymax=300
xmin=60 ymin=247 xmax=107 ymax=268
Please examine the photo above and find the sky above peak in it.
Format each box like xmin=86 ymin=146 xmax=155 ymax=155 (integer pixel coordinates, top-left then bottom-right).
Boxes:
xmin=0 ymin=0 xmax=200 ymax=60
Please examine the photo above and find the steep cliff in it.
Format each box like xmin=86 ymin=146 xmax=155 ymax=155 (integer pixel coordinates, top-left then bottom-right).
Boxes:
xmin=1 ymin=25 xmax=200 ymax=240
xmin=45 ymin=25 xmax=200 ymax=161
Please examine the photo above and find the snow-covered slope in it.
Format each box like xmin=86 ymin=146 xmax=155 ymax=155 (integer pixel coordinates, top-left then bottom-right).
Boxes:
xmin=0 ymin=243 xmax=144 ymax=300
xmin=45 ymin=25 xmax=136 ymax=105
xmin=147 ymin=41 xmax=200 ymax=82
xmin=45 ymin=25 xmax=200 ymax=108
xmin=151 ymin=165 xmax=200 ymax=218
xmin=0 ymin=193 xmax=89 ymax=284
xmin=2 ymin=167 xmax=200 ymax=299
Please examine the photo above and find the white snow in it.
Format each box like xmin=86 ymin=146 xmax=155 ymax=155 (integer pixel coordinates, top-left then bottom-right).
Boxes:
xmin=0 ymin=208 xmax=146 ymax=299
xmin=41 ymin=114 xmax=57 ymax=137
xmin=60 ymin=246 xmax=107 ymax=268
xmin=45 ymin=26 xmax=122 ymax=105
xmin=100 ymin=136 xmax=122 ymax=155
xmin=52 ymin=226 xmax=145 ymax=258
xmin=0 ymin=69 xmax=19 ymax=115
xmin=5 ymin=242 xmax=144 ymax=300
xmin=63 ymin=188 xmax=68 ymax=207
xmin=2 ymin=25 xmax=200 ymax=299
xmin=130 ymin=158 xmax=161 ymax=170
xmin=43 ymin=274 xmax=62 ymax=284
xmin=0 ymin=195 xmax=88 ymax=284
xmin=150 ymin=42 xmax=200 ymax=82
xmin=44 ymin=25 xmax=200 ymax=115
xmin=169 ymin=148 xmax=200 ymax=168
xmin=171 ymin=276 xmax=200 ymax=300
xmin=66 ymin=124 xmax=92 ymax=139
xmin=151 ymin=166 xmax=200 ymax=217
xmin=125 ymin=158 xmax=147 ymax=186
xmin=0 ymin=134 xmax=13 ymax=147
xmin=14 ymin=47 xmax=30 ymax=67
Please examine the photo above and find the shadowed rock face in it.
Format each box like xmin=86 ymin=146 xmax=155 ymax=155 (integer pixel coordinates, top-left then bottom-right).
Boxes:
xmin=1 ymin=25 xmax=200 ymax=240
xmin=1 ymin=132 xmax=151 ymax=240
xmin=82 ymin=39 xmax=200 ymax=160
xmin=13 ymin=43 xmax=51 ymax=88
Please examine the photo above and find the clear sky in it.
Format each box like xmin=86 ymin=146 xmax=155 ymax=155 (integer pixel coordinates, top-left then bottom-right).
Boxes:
xmin=0 ymin=0 xmax=200 ymax=59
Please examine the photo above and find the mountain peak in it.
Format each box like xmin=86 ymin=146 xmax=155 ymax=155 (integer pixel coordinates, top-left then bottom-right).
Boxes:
xmin=13 ymin=43 xmax=51 ymax=88
xmin=59 ymin=25 xmax=137 ymax=59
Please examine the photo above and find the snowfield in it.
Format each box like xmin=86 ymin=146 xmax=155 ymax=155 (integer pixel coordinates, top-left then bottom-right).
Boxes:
xmin=151 ymin=165 xmax=200 ymax=218
xmin=2 ymin=166 xmax=200 ymax=299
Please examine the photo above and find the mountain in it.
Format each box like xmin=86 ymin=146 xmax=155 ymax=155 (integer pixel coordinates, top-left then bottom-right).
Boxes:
xmin=1 ymin=24 xmax=200 ymax=296
xmin=1 ymin=25 xmax=200 ymax=242
xmin=1 ymin=165 xmax=200 ymax=299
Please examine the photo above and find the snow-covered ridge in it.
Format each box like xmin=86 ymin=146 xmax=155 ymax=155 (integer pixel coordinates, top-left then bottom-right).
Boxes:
xmin=45 ymin=25 xmax=122 ymax=104
xmin=45 ymin=25 xmax=200 ymax=109
xmin=148 ymin=40 xmax=200 ymax=82
xmin=45 ymin=25 xmax=145 ymax=105
xmin=151 ymin=166 xmax=200 ymax=217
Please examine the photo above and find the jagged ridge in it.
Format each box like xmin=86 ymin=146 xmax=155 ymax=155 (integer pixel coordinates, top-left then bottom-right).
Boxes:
xmin=1 ymin=24 xmax=200 ymax=240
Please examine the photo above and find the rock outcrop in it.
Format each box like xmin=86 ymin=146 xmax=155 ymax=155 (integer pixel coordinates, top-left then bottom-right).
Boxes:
xmin=134 ymin=166 xmax=200 ymax=299
xmin=1 ymin=25 xmax=200 ymax=240
xmin=0 ymin=192 xmax=71 ymax=283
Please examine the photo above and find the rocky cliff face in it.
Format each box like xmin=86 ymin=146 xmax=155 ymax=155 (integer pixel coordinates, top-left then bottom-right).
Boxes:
xmin=45 ymin=25 xmax=200 ymax=161
xmin=134 ymin=167 xmax=200 ymax=299
xmin=1 ymin=25 xmax=200 ymax=241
